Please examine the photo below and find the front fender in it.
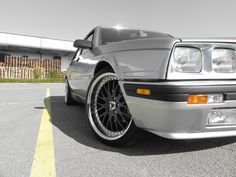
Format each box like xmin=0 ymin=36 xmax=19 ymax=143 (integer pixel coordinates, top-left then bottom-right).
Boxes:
xmin=95 ymin=55 xmax=123 ymax=80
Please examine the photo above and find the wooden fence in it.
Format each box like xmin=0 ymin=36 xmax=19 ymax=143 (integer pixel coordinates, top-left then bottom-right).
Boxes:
xmin=0 ymin=55 xmax=61 ymax=79
xmin=0 ymin=67 xmax=34 ymax=79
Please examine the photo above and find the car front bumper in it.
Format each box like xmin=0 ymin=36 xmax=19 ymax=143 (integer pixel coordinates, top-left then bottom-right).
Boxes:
xmin=120 ymin=80 xmax=236 ymax=139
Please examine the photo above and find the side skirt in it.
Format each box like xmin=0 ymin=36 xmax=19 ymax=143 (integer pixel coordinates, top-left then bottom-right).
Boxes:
xmin=71 ymin=91 xmax=86 ymax=104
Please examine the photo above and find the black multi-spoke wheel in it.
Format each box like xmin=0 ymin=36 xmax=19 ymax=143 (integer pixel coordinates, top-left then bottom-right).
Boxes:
xmin=86 ymin=68 xmax=136 ymax=146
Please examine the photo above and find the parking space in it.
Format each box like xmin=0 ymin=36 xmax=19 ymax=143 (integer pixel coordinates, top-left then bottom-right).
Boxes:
xmin=0 ymin=84 xmax=235 ymax=177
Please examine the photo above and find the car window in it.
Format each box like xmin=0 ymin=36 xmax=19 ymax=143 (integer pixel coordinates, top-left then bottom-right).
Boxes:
xmin=101 ymin=28 xmax=169 ymax=45
xmin=80 ymin=32 xmax=94 ymax=55
xmin=86 ymin=33 xmax=93 ymax=42
xmin=72 ymin=49 xmax=81 ymax=62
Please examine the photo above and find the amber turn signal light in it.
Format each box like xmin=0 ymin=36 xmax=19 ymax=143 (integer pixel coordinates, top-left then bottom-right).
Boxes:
xmin=187 ymin=95 xmax=208 ymax=104
xmin=136 ymin=88 xmax=151 ymax=95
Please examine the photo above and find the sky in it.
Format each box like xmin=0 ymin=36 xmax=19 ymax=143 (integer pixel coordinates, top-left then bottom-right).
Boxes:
xmin=0 ymin=0 xmax=236 ymax=41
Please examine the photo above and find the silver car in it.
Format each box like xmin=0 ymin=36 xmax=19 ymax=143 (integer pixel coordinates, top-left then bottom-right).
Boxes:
xmin=65 ymin=26 xmax=236 ymax=146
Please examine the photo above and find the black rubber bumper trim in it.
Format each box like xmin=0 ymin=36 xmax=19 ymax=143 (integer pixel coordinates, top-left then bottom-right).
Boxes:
xmin=123 ymin=83 xmax=236 ymax=102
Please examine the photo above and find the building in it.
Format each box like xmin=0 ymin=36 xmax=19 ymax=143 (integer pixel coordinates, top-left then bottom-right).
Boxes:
xmin=0 ymin=32 xmax=76 ymax=71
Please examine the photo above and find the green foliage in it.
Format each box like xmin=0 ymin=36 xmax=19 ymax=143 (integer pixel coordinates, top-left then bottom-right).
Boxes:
xmin=59 ymin=71 xmax=66 ymax=79
xmin=48 ymin=69 xmax=59 ymax=78
xmin=47 ymin=69 xmax=65 ymax=79
xmin=33 ymin=68 xmax=41 ymax=79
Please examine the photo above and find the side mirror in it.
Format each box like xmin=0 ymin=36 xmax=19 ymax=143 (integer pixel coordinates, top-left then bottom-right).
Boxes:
xmin=73 ymin=39 xmax=92 ymax=49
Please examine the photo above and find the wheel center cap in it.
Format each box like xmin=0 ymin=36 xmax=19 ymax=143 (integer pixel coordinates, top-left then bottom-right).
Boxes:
xmin=109 ymin=101 xmax=116 ymax=111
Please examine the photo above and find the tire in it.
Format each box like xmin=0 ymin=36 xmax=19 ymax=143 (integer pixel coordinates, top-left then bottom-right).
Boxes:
xmin=86 ymin=68 xmax=136 ymax=146
xmin=65 ymin=79 xmax=76 ymax=105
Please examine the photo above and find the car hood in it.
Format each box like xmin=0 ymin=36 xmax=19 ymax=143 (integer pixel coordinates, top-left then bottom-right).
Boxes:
xmin=181 ymin=37 xmax=236 ymax=43
xmin=96 ymin=37 xmax=179 ymax=55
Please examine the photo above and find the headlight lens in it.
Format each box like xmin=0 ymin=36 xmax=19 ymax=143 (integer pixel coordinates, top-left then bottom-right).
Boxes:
xmin=173 ymin=47 xmax=202 ymax=73
xmin=212 ymin=48 xmax=236 ymax=73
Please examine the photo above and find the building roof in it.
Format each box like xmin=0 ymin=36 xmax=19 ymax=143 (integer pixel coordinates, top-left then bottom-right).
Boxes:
xmin=0 ymin=32 xmax=76 ymax=56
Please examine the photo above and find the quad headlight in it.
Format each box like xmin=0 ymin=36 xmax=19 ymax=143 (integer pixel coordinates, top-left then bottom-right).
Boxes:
xmin=172 ymin=47 xmax=202 ymax=73
xmin=168 ymin=45 xmax=236 ymax=79
xmin=212 ymin=48 xmax=236 ymax=73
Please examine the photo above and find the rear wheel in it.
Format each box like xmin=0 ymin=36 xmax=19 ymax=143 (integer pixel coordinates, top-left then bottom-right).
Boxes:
xmin=86 ymin=68 xmax=136 ymax=146
xmin=65 ymin=79 xmax=76 ymax=105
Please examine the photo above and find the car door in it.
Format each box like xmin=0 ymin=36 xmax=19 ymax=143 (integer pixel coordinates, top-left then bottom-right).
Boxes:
xmin=67 ymin=49 xmax=79 ymax=90
xmin=67 ymin=48 xmax=87 ymax=93
xmin=68 ymin=31 xmax=94 ymax=98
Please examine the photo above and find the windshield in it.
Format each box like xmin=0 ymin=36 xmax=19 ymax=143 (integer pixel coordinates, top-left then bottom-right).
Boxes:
xmin=101 ymin=28 xmax=169 ymax=45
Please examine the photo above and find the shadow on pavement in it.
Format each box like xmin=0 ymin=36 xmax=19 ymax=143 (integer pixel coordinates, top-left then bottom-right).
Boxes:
xmin=44 ymin=96 xmax=236 ymax=156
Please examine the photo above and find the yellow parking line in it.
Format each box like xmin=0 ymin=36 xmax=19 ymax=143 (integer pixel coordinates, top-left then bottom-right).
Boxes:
xmin=30 ymin=88 xmax=56 ymax=177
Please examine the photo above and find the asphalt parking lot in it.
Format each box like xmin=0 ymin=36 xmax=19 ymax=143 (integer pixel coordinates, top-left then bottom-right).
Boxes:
xmin=0 ymin=83 xmax=236 ymax=177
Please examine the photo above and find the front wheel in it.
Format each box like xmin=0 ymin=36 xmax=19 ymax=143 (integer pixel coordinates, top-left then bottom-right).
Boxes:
xmin=86 ymin=68 xmax=136 ymax=146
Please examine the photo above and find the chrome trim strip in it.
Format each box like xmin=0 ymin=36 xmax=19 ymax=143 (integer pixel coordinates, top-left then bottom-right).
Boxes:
xmin=121 ymin=80 xmax=236 ymax=86
xmin=150 ymin=130 xmax=236 ymax=139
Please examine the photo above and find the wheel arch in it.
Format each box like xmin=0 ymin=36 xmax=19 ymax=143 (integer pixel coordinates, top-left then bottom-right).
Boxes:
xmin=93 ymin=56 xmax=122 ymax=79
xmin=94 ymin=61 xmax=114 ymax=74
